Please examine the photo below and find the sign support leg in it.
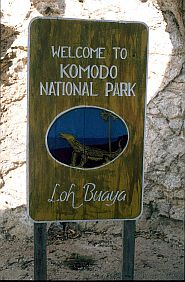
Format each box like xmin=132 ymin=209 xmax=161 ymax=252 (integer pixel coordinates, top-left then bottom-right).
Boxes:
xmin=34 ymin=223 xmax=47 ymax=280
xmin=122 ymin=220 xmax=136 ymax=280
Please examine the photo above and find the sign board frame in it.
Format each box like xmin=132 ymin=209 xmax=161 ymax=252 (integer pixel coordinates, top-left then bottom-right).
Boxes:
xmin=27 ymin=17 xmax=148 ymax=222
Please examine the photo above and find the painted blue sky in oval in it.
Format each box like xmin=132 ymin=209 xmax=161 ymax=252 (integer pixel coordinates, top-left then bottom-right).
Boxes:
xmin=46 ymin=106 xmax=129 ymax=169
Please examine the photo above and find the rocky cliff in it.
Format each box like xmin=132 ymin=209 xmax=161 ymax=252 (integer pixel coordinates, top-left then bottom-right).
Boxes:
xmin=0 ymin=0 xmax=184 ymax=242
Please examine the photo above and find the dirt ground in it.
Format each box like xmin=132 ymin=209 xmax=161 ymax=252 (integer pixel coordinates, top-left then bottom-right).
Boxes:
xmin=0 ymin=221 xmax=184 ymax=281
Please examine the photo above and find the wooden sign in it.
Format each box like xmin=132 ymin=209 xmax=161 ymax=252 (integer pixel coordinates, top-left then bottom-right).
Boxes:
xmin=28 ymin=18 xmax=148 ymax=221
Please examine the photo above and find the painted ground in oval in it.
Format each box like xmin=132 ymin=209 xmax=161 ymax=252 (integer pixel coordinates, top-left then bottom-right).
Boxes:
xmin=46 ymin=107 xmax=129 ymax=169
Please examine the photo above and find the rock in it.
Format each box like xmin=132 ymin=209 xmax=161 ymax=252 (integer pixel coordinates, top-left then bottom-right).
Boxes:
xmin=0 ymin=0 xmax=184 ymax=243
xmin=0 ymin=205 xmax=33 ymax=240
xmin=31 ymin=0 xmax=66 ymax=16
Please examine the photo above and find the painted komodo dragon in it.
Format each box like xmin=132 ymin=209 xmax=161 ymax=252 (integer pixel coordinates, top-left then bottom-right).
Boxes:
xmin=60 ymin=133 xmax=123 ymax=168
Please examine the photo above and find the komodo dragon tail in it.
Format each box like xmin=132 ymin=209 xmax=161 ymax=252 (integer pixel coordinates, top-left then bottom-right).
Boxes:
xmin=109 ymin=137 xmax=125 ymax=159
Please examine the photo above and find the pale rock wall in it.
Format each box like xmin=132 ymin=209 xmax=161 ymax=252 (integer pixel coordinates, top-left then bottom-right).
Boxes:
xmin=0 ymin=0 xmax=184 ymax=241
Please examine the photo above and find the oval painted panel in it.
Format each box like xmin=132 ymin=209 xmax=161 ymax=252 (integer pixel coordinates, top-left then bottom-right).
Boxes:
xmin=46 ymin=106 xmax=129 ymax=169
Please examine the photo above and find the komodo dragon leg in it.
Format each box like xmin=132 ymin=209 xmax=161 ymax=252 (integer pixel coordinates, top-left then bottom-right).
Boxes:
xmin=71 ymin=151 xmax=78 ymax=166
xmin=78 ymin=153 xmax=87 ymax=168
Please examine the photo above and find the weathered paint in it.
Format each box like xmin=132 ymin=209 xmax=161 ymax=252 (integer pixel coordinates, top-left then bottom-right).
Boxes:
xmin=28 ymin=18 xmax=148 ymax=221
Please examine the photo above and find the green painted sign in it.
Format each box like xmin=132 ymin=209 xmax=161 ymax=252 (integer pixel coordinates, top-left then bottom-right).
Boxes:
xmin=28 ymin=18 xmax=148 ymax=221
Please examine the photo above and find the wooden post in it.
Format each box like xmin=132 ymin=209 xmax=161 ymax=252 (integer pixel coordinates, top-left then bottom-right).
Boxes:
xmin=122 ymin=220 xmax=136 ymax=280
xmin=34 ymin=223 xmax=47 ymax=280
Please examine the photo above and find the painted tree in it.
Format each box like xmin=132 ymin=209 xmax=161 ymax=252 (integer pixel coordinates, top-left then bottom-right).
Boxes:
xmin=100 ymin=111 xmax=118 ymax=153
